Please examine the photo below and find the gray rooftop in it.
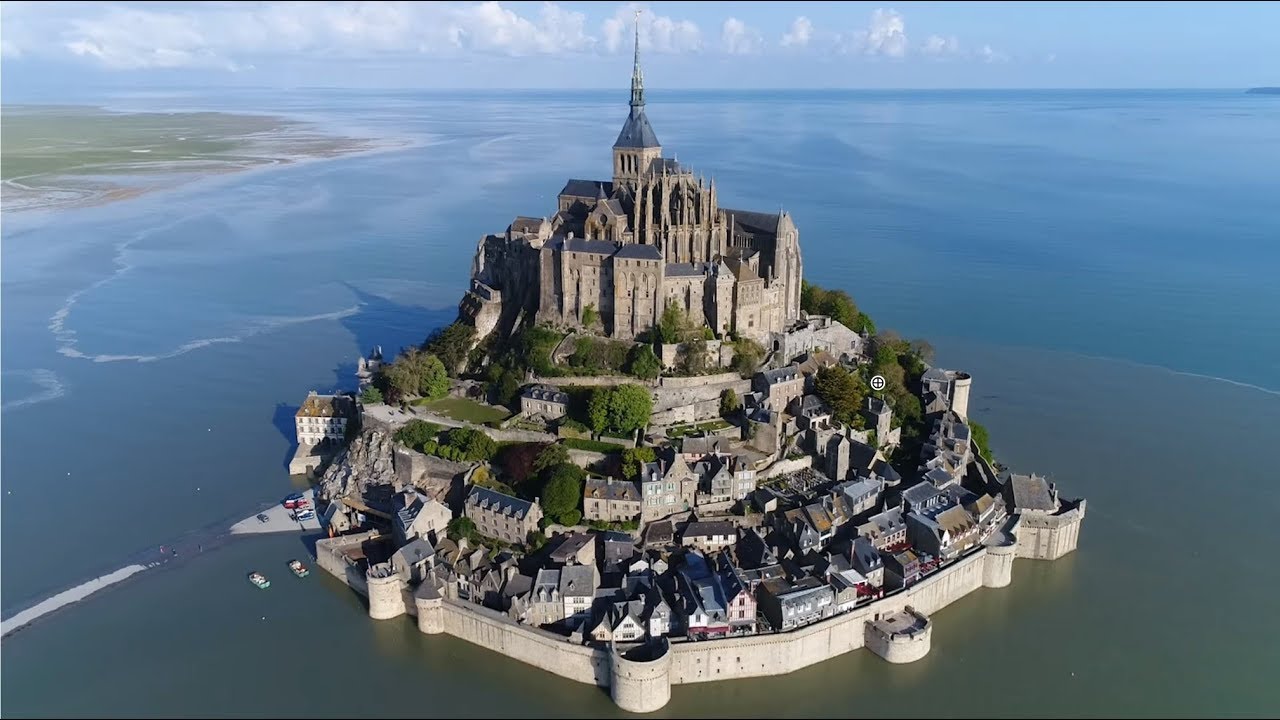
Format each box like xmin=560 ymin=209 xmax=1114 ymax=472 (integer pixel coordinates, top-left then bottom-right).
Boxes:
xmin=614 ymin=107 xmax=661 ymax=149
xmin=585 ymin=477 xmax=641 ymax=502
xmin=466 ymin=486 xmax=538 ymax=520
xmin=560 ymin=179 xmax=613 ymax=198
xmin=393 ymin=537 xmax=435 ymax=566
xmin=559 ymin=564 xmax=597 ymax=597
xmin=760 ymin=365 xmax=801 ymax=385
xmin=563 ymin=236 xmax=620 ymax=255
xmin=550 ymin=533 xmax=596 ymax=562
xmin=615 ymin=244 xmax=663 ymax=260
xmin=1009 ymin=474 xmax=1057 ymax=512
xmin=522 ymin=384 xmax=568 ymax=404
xmin=664 ymin=261 xmax=709 ymax=278
xmin=683 ymin=521 xmax=737 ymax=539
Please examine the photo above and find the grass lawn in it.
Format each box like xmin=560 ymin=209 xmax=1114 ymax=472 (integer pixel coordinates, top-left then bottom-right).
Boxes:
xmin=562 ymin=437 xmax=625 ymax=454
xmin=413 ymin=396 xmax=511 ymax=424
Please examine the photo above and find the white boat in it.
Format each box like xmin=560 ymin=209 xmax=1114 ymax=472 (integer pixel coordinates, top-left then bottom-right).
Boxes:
xmin=248 ymin=572 xmax=270 ymax=589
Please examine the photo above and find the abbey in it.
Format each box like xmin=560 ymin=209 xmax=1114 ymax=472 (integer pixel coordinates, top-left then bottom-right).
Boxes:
xmin=464 ymin=27 xmax=802 ymax=343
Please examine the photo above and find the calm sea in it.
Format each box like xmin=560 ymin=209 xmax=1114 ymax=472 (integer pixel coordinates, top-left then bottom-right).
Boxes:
xmin=2 ymin=89 xmax=1278 ymax=717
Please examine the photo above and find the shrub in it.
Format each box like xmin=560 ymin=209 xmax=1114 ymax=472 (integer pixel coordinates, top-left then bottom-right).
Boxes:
xmin=359 ymin=386 xmax=384 ymax=404
xmin=621 ymin=446 xmax=656 ymax=480
xmin=541 ymin=463 xmax=585 ymax=519
xmin=394 ymin=419 xmax=441 ymax=451
xmin=558 ymin=509 xmax=583 ymax=527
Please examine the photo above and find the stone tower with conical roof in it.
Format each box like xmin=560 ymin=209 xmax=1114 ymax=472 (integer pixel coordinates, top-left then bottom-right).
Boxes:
xmin=613 ymin=11 xmax=663 ymax=186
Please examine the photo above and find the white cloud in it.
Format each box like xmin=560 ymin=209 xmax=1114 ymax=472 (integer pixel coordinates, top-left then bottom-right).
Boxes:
xmin=979 ymin=44 xmax=1009 ymax=63
xmin=6 ymin=1 xmax=598 ymax=70
xmin=601 ymin=4 xmax=702 ymax=55
xmin=922 ymin=34 xmax=960 ymax=57
xmin=841 ymin=8 xmax=908 ymax=58
xmin=780 ymin=16 xmax=813 ymax=48
xmin=721 ymin=18 xmax=762 ymax=55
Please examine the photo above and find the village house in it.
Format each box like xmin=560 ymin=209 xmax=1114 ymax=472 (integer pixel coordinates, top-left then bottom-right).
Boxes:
xmin=583 ymin=477 xmax=642 ymax=523
xmin=676 ymin=552 xmax=731 ymax=639
xmin=757 ymin=576 xmax=835 ymax=632
xmin=715 ymin=554 xmax=757 ymax=633
xmin=857 ymin=507 xmax=908 ymax=551
xmin=464 ymin=486 xmax=544 ymax=544
xmin=519 ymin=384 xmax=569 ymax=420
xmin=527 ymin=568 xmax=563 ymax=627
xmin=294 ymin=390 xmax=357 ymax=445
xmin=560 ymin=564 xmax=598 ymax=629
xmin=549 ymin=532 xmax=597 ymax=567
xmin=390 ymin=537 xmax=435 ymax=585
xmin=640 ymin=455 xmax=698 ymax=522
xmin=681 ymin=521 xmax=738 ymax=553
xmin=392 ymin=488 xmax=453 ymax=546
xmin=754 ymin=365 xmax=805 ymax=414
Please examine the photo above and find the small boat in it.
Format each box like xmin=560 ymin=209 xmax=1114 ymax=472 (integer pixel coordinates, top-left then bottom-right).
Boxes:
xmin=248 ymin=572 xmax=270 ymax=589
xmin=288 ymin=559 xmax=309 ymax=578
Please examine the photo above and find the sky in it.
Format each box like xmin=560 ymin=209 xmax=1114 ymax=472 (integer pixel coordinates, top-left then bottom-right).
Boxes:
xmin=1 ymin=1 xmax=1277 ymax=94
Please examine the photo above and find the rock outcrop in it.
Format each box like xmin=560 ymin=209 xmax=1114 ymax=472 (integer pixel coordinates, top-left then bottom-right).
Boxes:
xmin=317 ymin=429 xmax=398 ymax=503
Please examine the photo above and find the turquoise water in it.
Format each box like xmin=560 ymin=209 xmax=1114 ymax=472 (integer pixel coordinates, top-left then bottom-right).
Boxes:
xmin=3 ymin=89 xmax=1279 ymax=716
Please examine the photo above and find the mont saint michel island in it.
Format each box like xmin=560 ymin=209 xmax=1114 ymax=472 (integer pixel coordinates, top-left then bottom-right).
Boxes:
xmin=284 ymin=32 xmax=1086 ymax=714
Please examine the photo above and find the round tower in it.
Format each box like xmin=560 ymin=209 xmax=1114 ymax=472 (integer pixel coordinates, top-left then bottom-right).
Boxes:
xmin=982 ymin=540 xmax=1016 ymax=589
xmin=610 ymin=638 xmax=672 ymax=714
xmin=366 ymin=563 xmax=405 ymax=620
xmin=414 ymin=590 xmax=444 ymax=634
xmin=951 ymin=372 xmax=972 ymax=420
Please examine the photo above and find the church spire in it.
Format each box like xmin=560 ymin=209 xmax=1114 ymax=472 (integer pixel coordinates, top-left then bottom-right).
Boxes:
xmin=630 ymin=10 xmax=645 ymax=109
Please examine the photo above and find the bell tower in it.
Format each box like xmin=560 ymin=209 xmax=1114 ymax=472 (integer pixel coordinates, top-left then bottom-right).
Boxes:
xmin=613 ymin=10 xmax=662 ymax=187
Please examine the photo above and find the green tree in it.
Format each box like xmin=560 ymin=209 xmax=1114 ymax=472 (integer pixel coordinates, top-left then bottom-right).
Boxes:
xmin=558 ymin=509 xmax=583 ymax=527
xmin=532 ymin=442 xmax=570 ymax=477
xmin=423 ymin=321 xmax=477 ymax=377
xmin=720 ymin=388 xmax=741 ymax=417
xmin=587 ymin=387 xmax=612 ymax=434
xmin=359 ymin=385 xmax=384 ymax=404
xmin=420 ymin=353 xmax=449 ymax=400
xmin=447 ymin=516 xmax=479 ymax=544
xmin=626 ymin=344 xmax=661 ymax=380
xmin=541 ymin=463 xmax=585 ymax=520
xmin=526 ymin=530 xmax=549 ymax=551
xmin=580 ymin=303 xmax=599 ymax=330
xmin=658 ymin=301 xmax=687 ymax=344
xmin=608 ymin=384 xmax=653 ymax=435
xmin=494 ymin=368 xmax=522 ymax=407
xmin=814 ymin=365 xmax=867 ymax=426
xmin=730 ymin=337 xmax=765 ymax=377
xmin=444 ymin=427 xmax=497 ymax=461
xmin=678 ymin=337 xmax=709 ymax=376
xmin=969 ymin=419 xmax=995 ymax=463
xmin=394 ymin=419 xmax=440 ymax=451
xmin=621 ymin=446 xmax=656 ymax=480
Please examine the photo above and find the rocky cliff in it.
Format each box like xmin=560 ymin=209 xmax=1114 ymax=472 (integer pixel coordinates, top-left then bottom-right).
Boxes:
xmin=317 ymin=428 xmax=469 ymax=507
xmin=316 ymin=429 xmax=399 ymax=503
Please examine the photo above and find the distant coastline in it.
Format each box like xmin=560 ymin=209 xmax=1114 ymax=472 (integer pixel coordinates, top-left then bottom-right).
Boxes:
xmin=1245 ymin=87 xmax=1280 ymax=95
xmin=1 ymin=105 xmax=399 ymax=214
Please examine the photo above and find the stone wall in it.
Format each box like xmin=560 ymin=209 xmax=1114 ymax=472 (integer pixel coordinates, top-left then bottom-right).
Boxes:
xmin=757 ymin=455 xmax=813 ymax=480
xmin=321 ymin=514 xmax=1078 ymax=713
xmin=1014 ymin=500 xmax=1086 ymax=561
xmin=534 ymin=374 xmax=657 ymax=388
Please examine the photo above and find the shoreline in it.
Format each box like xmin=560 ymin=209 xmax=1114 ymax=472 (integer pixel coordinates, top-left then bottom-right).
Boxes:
xmin=2 ymin=104 xmax=419 ymax=216
xmin=0 ymin=489 xmax=322 ymax=638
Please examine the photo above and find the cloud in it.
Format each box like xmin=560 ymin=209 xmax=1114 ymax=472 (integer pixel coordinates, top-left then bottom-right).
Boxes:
xmin=979 ymin=44 xmax=1009 ymax=63
xmin=921 ymin=34 xmax=960 ymax=57
xmin=601 ymin=4 xmax=702 ymax=55
xmin=780 ymin=16 xmax=813 ymax=48
xmin=841 ymin=8 xmax=908 ymax=58
xmin=6 ymin=1 xmax=598 ymax=70
xmin=721 ymin=18 xmax=762 ymax=55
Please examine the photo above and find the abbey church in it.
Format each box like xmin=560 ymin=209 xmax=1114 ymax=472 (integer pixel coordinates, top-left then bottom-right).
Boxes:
xmin=464 ymin=25 xmax=803 ymax=344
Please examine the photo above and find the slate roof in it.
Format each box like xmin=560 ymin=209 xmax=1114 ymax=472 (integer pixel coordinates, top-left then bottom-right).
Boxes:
xmin=585 ymin=477 xmax=641 ymax=502
xmin=563 ymin=236 xmax=619 ymax=255
xmin=615 ymin=244 xmax=663 ymax=260
xmin=522 ymin=384 xmax=568 ymax=404
xmin=393 ymin=537 xmax=435 ymax=567
xmin=550 ymin=533 xmax=595 ymax=563
xmin=934 ymin=505 xmax=977 ymax=536
xmin=860 ymin=508 xmax=905 ymax=539
xmin=614 ymin=107 xmax=661 ymax=149
xmin=664 ymin=262 xmax=708 ymax=278
xmin=466 ymin=486 xmax=538 ymax=520
xmin=561 ymin=179 xmax=614 ymax=198
xmin=559 ymin=564 xmax=596 ymax=597
xmin=723 ymin=209 xmax=781 ymax=239
xmin=1009 ymin=474 xmax=1057 ymax=512
xmin=902 ymin=482 xmax=946 ymax=511
xmin=760 ymin=365 xmax=801 ymax=385
xmin=683 ymin=521 xmax=737 ymax=539
xmin=510 ymin=216 xmax=545 ymax=234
